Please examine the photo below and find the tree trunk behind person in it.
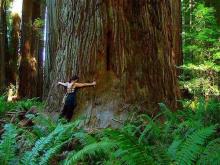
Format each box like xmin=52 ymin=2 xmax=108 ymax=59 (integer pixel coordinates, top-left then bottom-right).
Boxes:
xmin=45 ymin=0 xmax=181 ymax=128
xmin=43 ymin=0 xmax=59 ymax=98
xmin=0 ymin=0 xmax=7 ymax=93
xmin=18 ymin=0 xmax=44 ymax=98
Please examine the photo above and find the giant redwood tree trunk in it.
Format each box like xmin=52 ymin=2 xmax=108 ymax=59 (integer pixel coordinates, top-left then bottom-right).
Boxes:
xmin=46 ymin=0 xmax=181 ymax=128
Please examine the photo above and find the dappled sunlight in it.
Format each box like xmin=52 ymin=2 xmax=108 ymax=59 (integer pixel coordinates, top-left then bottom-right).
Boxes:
xmin=7 ymin=84 xmax=18 ymax=102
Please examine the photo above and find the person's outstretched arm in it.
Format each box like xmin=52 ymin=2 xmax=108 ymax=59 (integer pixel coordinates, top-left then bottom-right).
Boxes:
xmin=58 ymin=82 xmax=68 ymax=87
xmin=74 ymin=81 xmax=96 ymax=88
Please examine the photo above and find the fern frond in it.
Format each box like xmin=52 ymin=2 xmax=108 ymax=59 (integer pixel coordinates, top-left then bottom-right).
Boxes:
xmin=152 ymin=144 xmax=171 ymax=165
xmin=74 ymin=131 xmax=97 ymax=145
xmin=167 ymin=139 xmax=182 ymax=160
xmin=197 ymin=138 xmax=220 ymax=165
xmin=138 ymin=114 xmax=161 ymax=143
xmin=159 ymin=103 xmax=177 ymax=122
xmin=106 ymin=129 xmax=155 ymax=165
xmin=176 ymin=125 xmax=216 ymax=165
xmin=21 ymin=124 xmax=64 ymax=165
xmin=22 ymin=119 xmax=82 ymax=165
xmin=64 ymin=140 xmax=116 ymax=165
xmin=39 ymin=141 xmax=67 ymax=165
xmin=0 ymin=124 xmax=18 ymax=164
xmin=33 ymin=113 xmax=56 ymax=133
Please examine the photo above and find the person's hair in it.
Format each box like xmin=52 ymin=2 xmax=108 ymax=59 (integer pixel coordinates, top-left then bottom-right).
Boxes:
xmin=69 ymin=75 xmax=79 ymax=83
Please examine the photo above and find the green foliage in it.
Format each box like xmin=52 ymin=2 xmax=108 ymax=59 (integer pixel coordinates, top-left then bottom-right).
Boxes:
xmin=176 ymin=125 xmax=216 ymax=165
xmin=60 ymin=98 xmax=219 ymax=165
xmin=0 ymin=124 xmax=18 ymax=165
xmin=64 ymin=140 xmax=116 ymax=165
xmin=0 ymin=97 xmax=219 ymax=164
xmin=198 ymin=138 xmax=220 ymax=165
xmin=181 ymin=1 xmax=220 ymax=97
xmin=0 ymin=95 xmax=43 ymax=116
xmin=106 ymin=129 xmax=155 ymax=165
xmin=33 ymin=18 xmax=44 ymax=29
xmin=21 ymin=119 xmax=82 ymax=165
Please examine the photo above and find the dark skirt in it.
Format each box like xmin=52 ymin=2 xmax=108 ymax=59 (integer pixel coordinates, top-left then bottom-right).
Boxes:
xmin=60 ymin=91 xmax=77 ymax=121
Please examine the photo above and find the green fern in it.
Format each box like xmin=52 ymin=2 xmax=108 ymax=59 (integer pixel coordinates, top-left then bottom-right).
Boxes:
xmin=73 ymin=131 xmax=97 ymax=145
xmin=197 ymin=138 xmax=220 ymax=165
xmin=176 ymin=125 xmax=216 ymax=165
xmin=106 ymin=129 xmax=155 ymax=165
xmin=22 ymin=119 xmax=82 ymax=165
xmin=151 ymin=144 xmax=171 ymax=165
xmin=33 ymin=113 xmax=56 ymax=133
xmin=138 ymin=114 xmax=161 ymax=143
xmin=0 ymin=124 xmax=18 ymax=165
xmin=167 ymin=139 xmax=182 ymax=160
xmin=21 ymin=124 xmax=65 ymax=165
xmin=64 ymin=140 xmax=116 ymax=165
xmin=39 ymin=140 xmax=67 ymax=165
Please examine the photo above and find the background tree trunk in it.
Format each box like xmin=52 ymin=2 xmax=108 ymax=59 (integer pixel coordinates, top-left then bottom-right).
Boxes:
xmin=7 ymin=13 xmax=21 ymax=86
xmin=31 ymin=0 xmax=44 ymax=99
xmin=0 ymin=0 xmax=7 ymax=93
xmin=18 ymin=0 xmax=44 ymax=98
xmin=36 ymin=3 xmax=46 ymax=99
xmin=18 ymin=0 xmax=34 ymax=98
xmin=45 ymin=0 xmax=181 ymax=128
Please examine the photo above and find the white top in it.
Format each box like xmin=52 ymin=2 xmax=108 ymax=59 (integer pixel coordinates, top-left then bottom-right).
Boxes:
xmin=59 ymin=82 xmax=76 ymax=93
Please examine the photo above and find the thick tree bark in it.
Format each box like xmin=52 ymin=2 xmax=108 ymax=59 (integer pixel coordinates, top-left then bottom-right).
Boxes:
xmin=0 ymin=0 xmax=7 ymax=93
xmin=18 ymin=0 xmax=44 ymax=98
xmin=45 ymin=0 xmax=181 ymax=128
xmin=43 ymin=0 xmax=59 ymax=98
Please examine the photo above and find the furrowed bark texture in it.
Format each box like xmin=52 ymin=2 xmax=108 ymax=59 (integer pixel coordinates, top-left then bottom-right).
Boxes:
xmin=44 ymin=0 xmax=59 ymax=98
xmin=46 ymin=0 xmax=181 ymax=128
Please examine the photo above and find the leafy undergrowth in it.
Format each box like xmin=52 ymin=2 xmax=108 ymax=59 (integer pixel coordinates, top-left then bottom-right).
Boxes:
xmin=0 ymin=95 xmax=44 ymax=117
xmin=0 ymin=97 xmax=219 ymax=165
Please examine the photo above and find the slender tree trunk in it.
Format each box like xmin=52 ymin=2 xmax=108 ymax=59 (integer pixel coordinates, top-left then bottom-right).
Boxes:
xmin=36 ymin=3 xmax=46 ymax=99
xmin=45 ymin=0 xmax=181 ymax=128
xmin=0 ymin=0 xmax=7 ymax=93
